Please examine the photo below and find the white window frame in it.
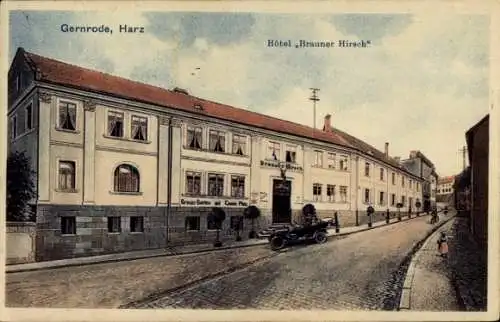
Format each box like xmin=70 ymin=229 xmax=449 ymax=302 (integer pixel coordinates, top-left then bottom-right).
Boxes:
xmin=285 ymin=145 xmax=297 ymax=163
xmin=268 ymin=141 xmax=281 ymax=160
xmin=313 ymin=150 xmax=323 ymax=167
xmin=313 ymin=183 xmax=322 ymax=202
xmin=327 ymin=153 xmax=336 ymax=169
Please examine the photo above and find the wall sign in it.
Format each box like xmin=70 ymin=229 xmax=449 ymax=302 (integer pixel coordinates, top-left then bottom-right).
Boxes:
xmin=180 ymin=197 xmax=249 ymax=208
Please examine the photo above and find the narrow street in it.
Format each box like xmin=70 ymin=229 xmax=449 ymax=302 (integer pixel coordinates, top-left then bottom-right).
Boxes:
xmin=133 ymin=215 xmax=443 ymax=310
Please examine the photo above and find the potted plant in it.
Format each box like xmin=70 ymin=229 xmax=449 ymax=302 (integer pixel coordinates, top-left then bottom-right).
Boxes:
xmin=208 ymin=207 xmax=226 ymax=247
xmin=244 ymin=205 xmax=261 ymax=239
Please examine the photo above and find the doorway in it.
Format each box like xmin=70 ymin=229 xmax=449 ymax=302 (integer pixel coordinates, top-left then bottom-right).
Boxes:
xmin=272 ymin=179 xmax=292 ymax=224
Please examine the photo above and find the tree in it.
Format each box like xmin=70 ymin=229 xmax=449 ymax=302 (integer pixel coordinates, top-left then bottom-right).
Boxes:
xmin=244 ymin=205 xmax=261 ymax=238
xmin=302 ymin=203 xmax=317 ymax=226
xmin=7 ymin=151 xmax=36 ymax=222
xmin=208 ymin=207 xmax=226 ymax=247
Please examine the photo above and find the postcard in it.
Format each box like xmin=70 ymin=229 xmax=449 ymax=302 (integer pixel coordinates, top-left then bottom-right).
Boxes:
xmin=1 ymin=1 xmax=499 ymax=321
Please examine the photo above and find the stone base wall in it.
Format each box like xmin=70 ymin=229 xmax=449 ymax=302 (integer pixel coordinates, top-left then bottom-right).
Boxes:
xmin=35 ymin=205 xmax=167 ymax=261
xmin=6 ymin=222 xmax=36 ymax=264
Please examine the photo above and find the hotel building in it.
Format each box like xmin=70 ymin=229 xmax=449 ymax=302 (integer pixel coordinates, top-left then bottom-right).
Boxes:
xmin=7 ymin=48 xmax=424 ymax=261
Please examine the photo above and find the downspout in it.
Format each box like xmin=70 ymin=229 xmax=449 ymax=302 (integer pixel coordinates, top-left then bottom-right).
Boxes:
xmin=355 ymin=155 xmax=359 ymax=226
xmin=166 ymin=118 xmax=173 ymax=243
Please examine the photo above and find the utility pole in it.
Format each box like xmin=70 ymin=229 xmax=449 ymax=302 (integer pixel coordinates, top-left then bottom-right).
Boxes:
xmin=459 ymin=146 xmax=467 ymax=170
xmin=309 ymin=88 xmax=320 ymax=129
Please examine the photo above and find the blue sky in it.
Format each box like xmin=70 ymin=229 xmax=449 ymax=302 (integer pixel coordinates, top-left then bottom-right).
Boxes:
xmin=9 ymin=11 xmax=490 ymax=176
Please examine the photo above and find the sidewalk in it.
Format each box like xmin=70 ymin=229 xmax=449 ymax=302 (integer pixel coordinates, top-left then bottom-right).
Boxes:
xmin=7 ymin=213 xmax=427 ymax=273
xmin=399 ymin=216 xmax=487 ymax=311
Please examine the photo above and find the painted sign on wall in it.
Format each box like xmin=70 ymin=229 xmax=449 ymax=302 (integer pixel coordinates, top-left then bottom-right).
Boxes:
xmin=180 ymin=197 xmax=249 ymax=208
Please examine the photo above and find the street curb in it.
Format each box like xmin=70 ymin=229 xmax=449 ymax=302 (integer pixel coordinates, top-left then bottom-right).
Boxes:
xmin=6 ymin=213 xmax=429 ymax=274
xmin=397 ymin=215 xmax=457 ymax=311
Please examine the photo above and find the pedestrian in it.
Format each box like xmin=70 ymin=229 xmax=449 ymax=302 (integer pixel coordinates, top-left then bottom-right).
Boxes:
xmin=437 ymin=231 xmax=449 ymax=258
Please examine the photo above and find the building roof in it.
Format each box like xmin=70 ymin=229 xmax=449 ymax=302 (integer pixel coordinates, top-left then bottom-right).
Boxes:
xmin=438 ymin=176 xmax=455 ymax=184
xmin=16 ymin=47 xmax=416 ymax=178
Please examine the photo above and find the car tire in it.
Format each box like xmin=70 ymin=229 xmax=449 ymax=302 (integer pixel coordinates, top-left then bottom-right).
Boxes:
xmin=314 ymin=232 xmax=327 ymax=244
xmin=270 ymin=236 xmax=285 ymax=251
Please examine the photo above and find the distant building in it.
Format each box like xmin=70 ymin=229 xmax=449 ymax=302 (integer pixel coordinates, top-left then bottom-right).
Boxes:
xmin=436 ymin=175 xmax=455 ymax=203
xmin=401 ymin=151 xmax=439 ymax=212
xmin=465 ymin=114 xmax=489 ymax=247
xmin=7 ymin=48 xmax=424 ymax=261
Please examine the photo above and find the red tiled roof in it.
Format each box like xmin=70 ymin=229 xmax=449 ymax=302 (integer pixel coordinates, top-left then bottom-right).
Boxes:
xmin=438 ymin=176 xmax=455 ymax=184
xmin=20 ymin=48 xmax=410 ymax=174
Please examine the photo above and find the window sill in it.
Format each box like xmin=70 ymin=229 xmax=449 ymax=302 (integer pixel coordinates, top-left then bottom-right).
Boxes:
xmin=130 ymin=231 xmax=144 ymax=234
xmin=55 ymin=128 xmax=80 ymax=134
xmin=61 ymin=233 xmax=76 ymax=237
xmin=109 ymin=191 xmax=143 ymax=196
xmin=181 ymin=194 xmax=247 ymax=200
xmin=56 ymin=189 xmax=79 ymax=193
xmin=107 ymin=232 xmax=121 ymax=235
xmin=103 ymin=134 xmax=151 ymax=144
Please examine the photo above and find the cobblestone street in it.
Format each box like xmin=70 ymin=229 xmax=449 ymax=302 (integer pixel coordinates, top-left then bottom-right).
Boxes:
xmin=133 ymin=215 xmax=443 ymax=310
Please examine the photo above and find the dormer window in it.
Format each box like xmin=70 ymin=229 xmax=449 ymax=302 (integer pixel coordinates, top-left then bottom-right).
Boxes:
xmin=209 ymin=130 xmax=225 ymax=153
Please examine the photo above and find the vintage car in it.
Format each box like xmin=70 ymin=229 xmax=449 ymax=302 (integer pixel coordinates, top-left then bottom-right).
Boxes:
xmin=268 ymin=220 xmax=329 ymax=251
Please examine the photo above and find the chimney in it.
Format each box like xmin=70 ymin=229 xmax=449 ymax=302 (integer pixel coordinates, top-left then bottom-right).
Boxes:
xmin=384 ymin=142 xmax=389 ymax=157
xmin=323 ymin=114 xmax=332 ymax=132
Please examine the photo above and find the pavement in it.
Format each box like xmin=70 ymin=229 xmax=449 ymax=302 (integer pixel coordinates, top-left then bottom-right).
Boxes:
xmin=399 ymin=214 xmax=487 ymax=311
xmin=125 ymin=215 xmax=446 ymax=310
xmin=6 ymin=214 xmax=432 ymax=309
xmin=6 ymin=213 xmax=426 ymax=273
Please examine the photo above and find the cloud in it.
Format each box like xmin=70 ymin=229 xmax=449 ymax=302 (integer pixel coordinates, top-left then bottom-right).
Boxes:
xmin=8 ymin=11 xmax=489 ymax=176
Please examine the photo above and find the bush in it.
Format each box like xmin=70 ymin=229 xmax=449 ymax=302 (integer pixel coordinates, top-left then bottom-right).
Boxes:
xmin=7 ymin=151 xmax=36 ymax=222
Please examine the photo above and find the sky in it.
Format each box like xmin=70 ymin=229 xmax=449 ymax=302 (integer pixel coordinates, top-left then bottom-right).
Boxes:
xmin=9 ymin=10 xmax=490 ymax=176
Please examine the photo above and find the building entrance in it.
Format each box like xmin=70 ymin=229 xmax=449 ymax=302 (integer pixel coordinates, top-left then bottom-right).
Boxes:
xmin=272 ymin=179 xmax=292 ymax=224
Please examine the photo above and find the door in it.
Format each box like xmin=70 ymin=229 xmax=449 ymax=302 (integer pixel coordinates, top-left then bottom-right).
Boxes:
xmin=272 ymin=179 xmax=292 ymax=224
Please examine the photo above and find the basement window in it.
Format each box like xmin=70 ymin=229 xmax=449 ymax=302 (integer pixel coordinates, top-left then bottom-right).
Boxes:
xmin=61 ymin=216 xmax=76 ymax=235
xmin=108 ymin=216 xmax=121 ymax=233
xmin=130 ymin=216 xmax=144 ymax=233
xmin=185 ymin=216 xmax=200 ymax=231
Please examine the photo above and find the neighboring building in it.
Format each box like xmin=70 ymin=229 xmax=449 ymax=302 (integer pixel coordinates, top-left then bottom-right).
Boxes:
xmin=437 ymin=176 xmax=455 ymax=195
xmin=400 ymin=151 xmax=439 ymax=212
xmin=465 ymin=114 xmax=489 ymax=247
xmin=7 ymin=48 xmax=424 ymax=261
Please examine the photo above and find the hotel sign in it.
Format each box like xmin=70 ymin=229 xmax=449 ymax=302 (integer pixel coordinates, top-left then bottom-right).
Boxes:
xmin=180 ymin=197 xmax=249 ymax=208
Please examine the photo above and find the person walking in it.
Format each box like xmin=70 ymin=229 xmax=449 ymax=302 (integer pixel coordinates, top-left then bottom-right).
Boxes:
xmin=437 ymin=231 xmax=449 ymax=258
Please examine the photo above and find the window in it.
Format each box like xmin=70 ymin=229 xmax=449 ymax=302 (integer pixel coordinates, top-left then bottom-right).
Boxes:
xmin=392 ymin=173 xmax=396 ymax=185
xmin=61 ymin=216 xmax=76 ymax=235
xmin=25 ymin=103 xmax=33 ymax=130
xmin=327 ymin=153 xmax=336 ymax=169
xmin=401 ymin=196 xmax=406 ymax=206
xmin=232 ymin=134 xmax=246 ymax=155
xmin=268 ymin=141 xmax=280 ymax=160
xmin=113 ymin=164 xmax=140 ymax=193
xmin=187 ymin=126 xmax=203 ymax=149
xmin=207 ymin=216 xmax=218 ymax=230
xmin=231 ymin=175 xmax=245 ymax=198
xmin=286 ymin=145 xmax=297 ymax=163
xmin=417 ymin=183 xmax=420 ymax=192
xmin=107 ymin=217 xmax=121 ymax=233
xmin=409 ymin=180 xmax=413 ymax=189
xmin=185 ymin=216 xmax=200 ymax=231
xmin=11 ymin=115 xmax=17 ymax=139
xmin=326 ymin=184 xmax=335 ymax=202
xmin=339 ymin=155 xmax=349 ymax=171
xmin=208 ymin=173 xmax=224 ymax=196
xmin=364 ymin=188 xmax=370 ymax=204
xmin=58 ymin=102 xmax=77 ymax=131
xmin=313 ymin=183 xmax=322 ymax=201
xmin=391 ymin=194 xmax=396 ymax=206
xmin=402 ymin=176 xmax=405 ymax=187
xmin=380 ymin=168 xmax=384 ymax=181
xmin=209 ymin=130 xmax=225 ymax=153
xmin=131 ymin=115 xmax=148 ymax=141
xmin=185 ymin=171 xmax=202 ymax=196
xmin=58 ymin=161 xmax=76 ymax=191
xmin=230 ymin=216 xmax=244 ymax=230
xmin=108 ymin=111 xmax=124 ymax=137
xmin=364 ymin=162 xmax=370 ymax=177
xmin=340 ymin=186 xmax=348 ymax=202
xmin=409 ymin=197 xmax=413 ymax=208
xmin=379 ymin=191 xmax=385 ymax=205
xmin=313 ymin=151 xmax=323 ymax=167
xmin=130 ymin=216 xmax=144 ymax=232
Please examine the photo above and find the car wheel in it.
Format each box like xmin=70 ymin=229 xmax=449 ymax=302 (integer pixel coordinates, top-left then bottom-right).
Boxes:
xmin=314 ymin=232 xmax=327 ymax=244
xmin=270 ymin=236 xmax=285 ymax=251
